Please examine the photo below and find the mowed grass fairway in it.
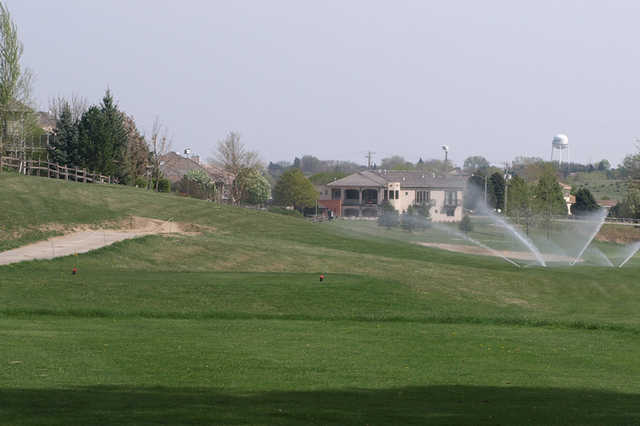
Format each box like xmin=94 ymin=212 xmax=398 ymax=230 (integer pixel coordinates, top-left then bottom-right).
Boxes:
xmin=2 ymin=174 xmax=640 ymax=425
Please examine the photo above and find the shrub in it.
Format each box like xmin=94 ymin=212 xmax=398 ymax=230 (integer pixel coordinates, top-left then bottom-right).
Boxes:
xmin=156 ymin=178 xmax=171 ymax=193
xmin=176 ymin=169 xmax=215 ymax=200
xmin=377 ymin=200 xmax=399 ymax=229
xmin=459 ymin=214 xmax=473 ymax=233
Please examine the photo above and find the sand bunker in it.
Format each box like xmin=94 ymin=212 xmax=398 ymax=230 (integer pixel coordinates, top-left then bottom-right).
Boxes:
xmin=417 ymin=242 xmax=579 ymax=263
xmin=0 ymin=216 xmax=207 ymax=266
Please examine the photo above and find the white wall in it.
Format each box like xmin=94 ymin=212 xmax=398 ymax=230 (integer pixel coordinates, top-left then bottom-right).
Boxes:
xmin=390 ymin=184 xmax=463 ymax=222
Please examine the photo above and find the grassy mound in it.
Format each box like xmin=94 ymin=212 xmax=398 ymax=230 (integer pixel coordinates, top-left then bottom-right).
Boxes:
xmin=2 ymin=174 xmax=640 ymax=425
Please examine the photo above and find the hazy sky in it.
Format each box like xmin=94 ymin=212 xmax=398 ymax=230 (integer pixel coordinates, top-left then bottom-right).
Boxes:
xmin=13 ymin=0 xmax=640 ymax=167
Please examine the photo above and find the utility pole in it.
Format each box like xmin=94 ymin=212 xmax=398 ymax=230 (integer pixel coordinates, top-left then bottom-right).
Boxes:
xmin=503 ymin=162 xmax=510 ymax=216
xmin=365 ymin=151 xmax=375 ymax=169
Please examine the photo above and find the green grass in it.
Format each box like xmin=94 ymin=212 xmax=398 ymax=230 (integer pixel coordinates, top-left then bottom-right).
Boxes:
xmin=2 ymin=174 xmax=640 ymax=424
xmin=566 ymin=171 xmax=628 ymax=201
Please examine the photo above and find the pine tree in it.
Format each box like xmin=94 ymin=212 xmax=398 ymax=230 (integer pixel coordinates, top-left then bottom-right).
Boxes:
xmin=77 ymin=106 xmax=103 ymax=171
xmin=99 ymin=90 xmax=128 ymax=178
xmin=377 ymin=200 xmax=399 ymax=229
xmin=571 ymin=188 xmax=599 ymax=216
xmin=488 ymin=172 xmax=505 ymax=211
xmin=49 ymin=104 xmax=79 ymax=166
xmin=76 ymin=90 xmax=128 ymax=178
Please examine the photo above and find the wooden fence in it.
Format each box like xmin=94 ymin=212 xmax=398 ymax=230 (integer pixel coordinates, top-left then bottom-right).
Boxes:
xmin=0 ymin=156 xmax=116 ymax=184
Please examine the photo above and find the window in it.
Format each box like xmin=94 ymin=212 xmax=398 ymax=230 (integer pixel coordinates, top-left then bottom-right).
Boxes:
xmin=389 ymin=190 xmax=394 ymax=200
xmin=331 ymin=189 xmax=341 ymax=200
xmin=445 ymin=191 xmax=457 ymax=206
xmin=345 ymin=190 xmax=359 ymax=199
xmin=416 ymin=191 xmax=430 ymax=204
xmin=395 ymin=190 xmax=399 ymax=199
xmin=384 ymin=190 xmax=388 ymax=200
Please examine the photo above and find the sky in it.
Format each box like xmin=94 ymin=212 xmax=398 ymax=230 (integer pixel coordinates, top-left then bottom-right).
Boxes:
xmin=12 ymin=0 xmax=640 ymax=167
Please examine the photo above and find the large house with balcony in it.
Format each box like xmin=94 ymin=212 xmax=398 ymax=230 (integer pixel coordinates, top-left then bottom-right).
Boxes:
xmin=325 ymin=170 xmax=466 ymax=222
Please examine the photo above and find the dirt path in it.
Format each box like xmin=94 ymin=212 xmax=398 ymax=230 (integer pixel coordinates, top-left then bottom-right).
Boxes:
xmin=0 ymin=217 xmax=199 ymax=266
xmin=417 ymin=242 xmax=578 ymax=263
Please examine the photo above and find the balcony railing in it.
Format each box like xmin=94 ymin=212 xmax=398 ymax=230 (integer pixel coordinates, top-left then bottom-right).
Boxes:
xmin=413 ymin=200 xmax=435 ymax=207
xmin=343 ymin=199 xmax=379 ymax=206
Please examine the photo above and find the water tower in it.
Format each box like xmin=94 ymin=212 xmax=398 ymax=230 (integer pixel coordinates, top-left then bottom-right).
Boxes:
xmin=551 ymin=134 xmax=569 ymax=164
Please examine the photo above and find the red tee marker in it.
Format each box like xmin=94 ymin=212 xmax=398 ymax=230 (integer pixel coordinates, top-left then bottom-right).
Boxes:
xmin=72 ymin=267 xmax=77 ymax=275
xmin=319 ymin=274 xmax=324 ymax=282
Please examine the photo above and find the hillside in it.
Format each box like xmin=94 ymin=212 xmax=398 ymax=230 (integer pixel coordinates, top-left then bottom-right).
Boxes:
xmin=566 ymin=171 xmax=628 ymax=202
xmin=2 ymin=173 xmax=640 ymax=425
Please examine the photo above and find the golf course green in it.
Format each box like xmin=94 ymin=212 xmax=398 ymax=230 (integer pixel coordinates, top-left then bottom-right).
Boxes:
xmin=1 ymin=173 xmax=639 ymax=425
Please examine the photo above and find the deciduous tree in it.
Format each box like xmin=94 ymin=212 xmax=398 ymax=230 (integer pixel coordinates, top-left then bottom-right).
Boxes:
xmin=0 ymin=2 xmax=33 ymax=154
xmin=463 ymin=156 xmax=490 ymax=174
xmin=148 ymin=116 xmax=171 ymax=191
xmin=272 ymin=168 xmax=317 ymax=211
xmin=235 ymin=167 xmax=270 ymax=205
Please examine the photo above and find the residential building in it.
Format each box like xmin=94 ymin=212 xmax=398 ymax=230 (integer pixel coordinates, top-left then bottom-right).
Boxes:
xmin=326 ymin=170 xmax=466 ymax=222
xmin=159 ymin=151 xmax=234 ymax=202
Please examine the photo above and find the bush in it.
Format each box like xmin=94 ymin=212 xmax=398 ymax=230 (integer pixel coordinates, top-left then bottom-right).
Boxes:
xmin=134 ymin=177 xmax=148 ymax=188
xmin=176 ymin=170 xmax=215 ymax=200
xmin=377 ymin=200 xmax=399 ymax=229
xmin=459 ymin=214 xmax=473 ymax=233
xmin=235 ymin=168 xmax=270 ymax=205
xmin=155 ymin=178 xmax=171 ymax=193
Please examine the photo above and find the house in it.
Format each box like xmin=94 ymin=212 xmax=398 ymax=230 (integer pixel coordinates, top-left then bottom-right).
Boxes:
xmin=159 ymin=151 xmax=234 ymax=201
xmin=326 ymin=170 xmax=466 ymax=222
xmin=37 ymin=111 xmax=56 ymax=134
xmin=559 ymin=183 xmax=573 ymax=215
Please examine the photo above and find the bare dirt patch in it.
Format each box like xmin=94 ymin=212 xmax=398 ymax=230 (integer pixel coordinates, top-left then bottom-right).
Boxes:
xmin=0 ymin=217 xmax=209 ymax=265
xmin=417 ymin=242 xmax=578 ymax=263
xmin=596 ymin=224 xmax=640 ymax=245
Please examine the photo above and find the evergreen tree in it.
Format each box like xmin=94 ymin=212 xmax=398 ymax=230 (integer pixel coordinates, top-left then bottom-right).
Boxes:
xmin=570 ymin=188 xmax=599 ymax=216
xmin=401 ymin=205 xmax=417 ymax=232
xmin=488 ymin=172 xmax=505 ymax=210
xmin=77 ymin=90 xmax=128 ymax=178
xmin=99 ymin=90 xmax=128 ymax=178
xmin=459 ymin=214 xmax=473 ymax=233
xmin=49 ymin=104 xmax=79 ymax=165
xmin=77 ymin=105 xmax=103 ymax=170
xmin=377 ymin=200 xmax=399 ymax=229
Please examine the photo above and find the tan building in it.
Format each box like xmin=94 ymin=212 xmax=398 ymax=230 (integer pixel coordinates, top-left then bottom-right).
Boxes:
xmin=327 ymin=170 xmax=466 ymax=222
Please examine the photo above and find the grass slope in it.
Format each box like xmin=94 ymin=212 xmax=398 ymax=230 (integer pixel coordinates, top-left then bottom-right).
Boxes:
xmin=2 ymin=174 xmax=640 ymax=425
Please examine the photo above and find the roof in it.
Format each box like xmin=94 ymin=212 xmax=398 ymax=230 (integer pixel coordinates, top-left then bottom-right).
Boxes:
xmin=159 ymin=152 xmax=233 ymax=184
xmin=597 ymin=199 xmax=617 ymax=208
xmin=37 ymin=111 xmax=55 ymax=133
xmin=327 ymin=170 xmax=467 ymax=190
xmin=326 ymin=171 xmax=389 ymax=187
